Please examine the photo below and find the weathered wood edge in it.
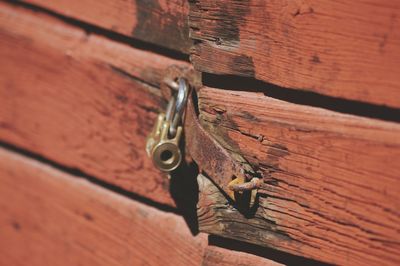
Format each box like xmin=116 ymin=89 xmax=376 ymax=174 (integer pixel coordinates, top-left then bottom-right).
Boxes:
xmin=20 ymin=0 xmax=192 ymax=53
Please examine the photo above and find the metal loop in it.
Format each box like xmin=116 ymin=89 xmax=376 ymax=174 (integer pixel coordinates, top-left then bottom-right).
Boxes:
xmin=175 ymin=78 xmax=189 ymax=114
xmin=168 ymin=78 xmax=189 ymax=137
xmin=165 ymin=96 xmax=176 ymax=122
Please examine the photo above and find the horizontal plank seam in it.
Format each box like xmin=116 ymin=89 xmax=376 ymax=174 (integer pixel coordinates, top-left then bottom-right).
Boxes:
xmin=108 ymin=65 xmax=162 ymax=100
xmin=208 ymin=235 xmax=330 ymax=265
xmin=202 ymin=71 xmax=400 ymax=124
xmin=0 ymin=141 xmax=179 ymax=215
xmin=5 ymin=0 xmax=189 ymax=61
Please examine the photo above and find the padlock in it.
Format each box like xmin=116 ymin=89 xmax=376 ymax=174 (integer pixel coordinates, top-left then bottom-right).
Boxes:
xmin=146 ymin=77 xmax=189 ymax=172
xmin=146 ymin=113 xmax=182 ymax=172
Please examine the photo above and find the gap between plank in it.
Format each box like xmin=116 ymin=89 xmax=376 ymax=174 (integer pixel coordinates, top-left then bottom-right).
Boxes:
xmin=208 ymin=235 xmax=331 ymax=266
xmin=203 ymin=73 xmax=400 ymax=123
xmin=0 ymin=141 xmax=180 ymax=215
xmin=5 ymin=0 xmax=189 ymax=62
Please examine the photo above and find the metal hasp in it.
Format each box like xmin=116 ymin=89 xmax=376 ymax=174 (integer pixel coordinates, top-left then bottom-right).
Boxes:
xmin=184 ymin=91 xmax=261 ymax=208
xmin=147 ymin=67 xmax=261 ymax=209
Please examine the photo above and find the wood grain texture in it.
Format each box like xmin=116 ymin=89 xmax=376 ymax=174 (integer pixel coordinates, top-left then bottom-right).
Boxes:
xmin=0 ymin=2 xmax=190 ymax=206
xmin=21 ymin=0 xmax=191 ymax=53
xmin=196 ymin=88 xmax=400 ymax=265
xmin=0 ymin=147 xmax=207 ymax=266
xmin=190 ymin=0 xmax=400 ymax=108
xmin=202 ymin=245 xmax=284 ymax=266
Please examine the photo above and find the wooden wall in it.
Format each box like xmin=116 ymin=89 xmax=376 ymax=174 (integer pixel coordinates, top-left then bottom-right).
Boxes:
xmin=1 ymin=0 xmax=400 ymax=265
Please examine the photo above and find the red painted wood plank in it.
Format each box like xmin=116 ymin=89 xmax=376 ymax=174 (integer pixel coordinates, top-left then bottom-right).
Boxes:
xmin=190 ymin=0 xmax=400 ymax=107
xmin=0 ymin=2 xmax=190 ymax=206
xmin=0 ymin=147 xmax=207 ymax=266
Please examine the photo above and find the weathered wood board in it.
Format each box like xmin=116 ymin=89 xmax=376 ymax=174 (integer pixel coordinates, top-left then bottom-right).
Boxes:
xmin=196 ymin=88 xmax=400 ymax=265
xmin=20 ymin=0 xmax=191 ymax=53
xmin=190 ymin=0 xmax=400 ymax=108
xmin=0 ymin=147 xmax=207 ymax=266
xmin=0 ymin=2 xmax=191 ymax=206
